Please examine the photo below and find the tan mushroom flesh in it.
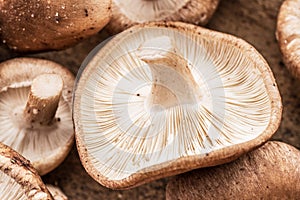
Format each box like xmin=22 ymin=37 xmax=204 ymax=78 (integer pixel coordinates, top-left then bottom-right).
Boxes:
xmin=73 ymin=22 xmax=282 ymax=189
xmin=166 ymin=141 xmax=300 ymax=199
xmin=276 ymin=0 xmax=300 ymax=78
xmin=106 ymin=0 xmax=220 ymax=33
xmin=0 ymin=0 xmax=111 ymax=52
xmin=0 ymin=57 xmax=74 ymax=175
xmin=46 ymin=184 xmax=68 ymax=200
xmin=0 ymin=142 xmax=53 ymax=200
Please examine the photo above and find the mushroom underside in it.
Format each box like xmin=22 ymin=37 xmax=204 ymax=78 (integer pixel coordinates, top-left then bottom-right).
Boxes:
xmin=0 ymin=86 xmax=72 ymax=162
xmin=0 ymin=142 xmax=53 ymax=199
xmin=0 ymin=58 xmax=75 ymax=175
xmin=108 ymin=0 xmax=220 ymax=33
xmin=0 ymin=172 xmax=27 ymax=199
xmin=74 ymin=23 xmax=281 ymax=188
xmin=276 ymin=0 xmax=300 ymax=78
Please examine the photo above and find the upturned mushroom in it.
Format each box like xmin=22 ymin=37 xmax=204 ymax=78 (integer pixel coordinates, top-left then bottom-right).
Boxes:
xmin=0 ymin=142 xmax=53 ymax=199
xmin=0 ymin=57 xmax=74 ymax=175
xmin=276 ymin=0 xmax=300 ymax=78
xmin=0 ymin=0 xmax=111 ymax=52
xmin=166 ymin=141 xmax=300 ymax=199
xmin=73 ymin=21 xmax=282 ymax=189
xmin=106 ymin=0 xmax=220 ymax=33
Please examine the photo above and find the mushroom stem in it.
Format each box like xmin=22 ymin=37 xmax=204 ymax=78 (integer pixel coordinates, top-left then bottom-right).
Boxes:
xmin=137 ymin=36 xmax=201 ymax=109
xmin=24 ymin=74 xmax=63 ymax=126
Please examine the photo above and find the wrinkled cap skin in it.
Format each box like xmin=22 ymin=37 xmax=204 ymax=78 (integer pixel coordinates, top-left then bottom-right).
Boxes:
xmin=0 ymin=0 xmax=111 ymax=52
xmin=276 ymin=0 xmax=300 ymax=78
xmin=0 ymin=142 xmax=53 ymax=200
xmin=73 ymin=21 xmax=282 ymax=189
xmin=166 ymin=141 xmax=300 ymax=199
xmin=0 ymin=57 xmax=75 ymax=175
xmin=106 ymin=0 xmax=220 ymax=33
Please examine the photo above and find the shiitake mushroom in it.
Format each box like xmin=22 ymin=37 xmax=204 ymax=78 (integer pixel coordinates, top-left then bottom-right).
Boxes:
xmin=166 ymin=141 xmax=300 ymax=199
xmin=0 ymin=0 xmax=111 ymax=52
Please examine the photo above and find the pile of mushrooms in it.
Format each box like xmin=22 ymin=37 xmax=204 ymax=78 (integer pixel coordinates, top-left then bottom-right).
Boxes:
xmin=106 ymin=0 xmax=220 ymax=33
xmin=166 ymin=141 xmax=300 ymax=199
xmin=1 ymin=0 xmax=300 ymax=198
xmin=73 ymin=21 xmax=282 ymax=189
xmin=0 ymin=0 xmax=111 ymax=51
xmin=276 ymin=0 xmax=300 ymax=78
xmin=0 ymin=57 xmax=74 ymax=175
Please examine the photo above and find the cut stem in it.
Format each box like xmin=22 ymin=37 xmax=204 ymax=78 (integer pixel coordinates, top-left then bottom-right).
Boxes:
xmin=137 ymin=36 xmax=201 ymax=109
xmin=24 ymin=74 xmax=63 ymax=125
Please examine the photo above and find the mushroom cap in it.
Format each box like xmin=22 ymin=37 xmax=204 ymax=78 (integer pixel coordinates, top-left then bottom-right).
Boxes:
xmin=0 ymin=57 xmax=74 ymax=175
xmin=0 ymin=142 xmax=53 ymax=200
xmin=46 ymin=184 xmax=68 ymax=200
xmin=166 ymin=141 xmax=300 ymax=199
xmin=106 ymin=0 xmax=220 ymax=34
xmin=276 ymin=0 xmax=300 ymax=78
xmin=0 ymin=0 xmax=111 ymax=52
xmin=73 ymin=21 xmax=282 ymax=189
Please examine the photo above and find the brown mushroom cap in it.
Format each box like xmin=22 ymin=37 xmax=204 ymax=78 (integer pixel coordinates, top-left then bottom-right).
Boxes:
xmin=73 ymin=21 xmax=282 ymax=189
xmin=166 ymin=141 xmax=300 ymax=199
xmin=276 ymin=0 xmax=300 ymax=78
xmin=0 ymin=0 xmax=111 ymax=52
xmin=0 ymin=142 xmax=53 ymax=200
xmin=106 ymin=0 xmax=220 ymax=34
xmin=0 ymin=57 xmax=74 ymax=175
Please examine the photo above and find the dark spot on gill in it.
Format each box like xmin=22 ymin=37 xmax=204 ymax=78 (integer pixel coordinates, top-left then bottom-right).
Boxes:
xmin=3 ymin=167 xmax=9 ymax=173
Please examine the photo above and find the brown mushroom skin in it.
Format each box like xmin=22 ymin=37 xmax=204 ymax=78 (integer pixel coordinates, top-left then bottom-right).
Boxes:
xmin=0 ymin=142 xmax=53 ymax=200
xmin=0 ymin=0 xmax=111 ymax=52
xmin=166 ymin=141 xmax=300 ymax=200
xmin=106 ymin=0 xmax=220 ymax=34
xmin=276 ymin=0 xmax=300 ymax=78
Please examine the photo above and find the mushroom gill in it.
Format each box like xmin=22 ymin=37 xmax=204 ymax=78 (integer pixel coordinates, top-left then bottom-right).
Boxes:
xmin=107 ymin=0 xmax=220 ymax=33
xmin=0 ymin=142 xmax=53 ymax=199
xmin=0 ymin=58 xmax=74 ymax=175
xmin=276 ymin=0 xmax=300 ymax=78
xmin=73 ymin=22 xmax=282 ymax=189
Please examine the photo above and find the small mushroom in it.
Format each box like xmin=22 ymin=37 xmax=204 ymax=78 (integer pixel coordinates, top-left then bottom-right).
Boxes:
xmin=166 ymin=141 xmax=300 ymax=199
xmin=106 ymin=0 xmax=220 ymax=33
xmin=0 ymin=57 xmax=74 ymax=175
xmin=46 ymin=184 xmax=68 ymax=200
xmin=0 ymin=0 xmax=111 ymax=52
xmin=276 ymin=0 xmax=300 ymax=78
xmin=0 ymin=142 xmax=53 ymax=200
xmin=73 ymin=22 xmax=282 ymax=189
